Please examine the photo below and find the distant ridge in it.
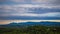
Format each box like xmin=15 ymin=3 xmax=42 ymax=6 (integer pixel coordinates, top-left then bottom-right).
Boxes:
xmin=0 ymin=21 xmax=60 ymax=28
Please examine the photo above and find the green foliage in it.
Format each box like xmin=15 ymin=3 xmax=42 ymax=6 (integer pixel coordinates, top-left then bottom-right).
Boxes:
xmin=0 ymin=25 xmax=60 ymax=34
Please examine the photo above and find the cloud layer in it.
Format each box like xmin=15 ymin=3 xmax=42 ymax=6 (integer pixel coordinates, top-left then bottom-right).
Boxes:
xmin=0 ymin=0 xmax=60 ymax=5
xmin=0 ymin=4 xmax=60 ymax=16
xmin=10 ymin=0 xmax=60 ymax=5
xmin=0 ymin=0 xmax=60 ymax=20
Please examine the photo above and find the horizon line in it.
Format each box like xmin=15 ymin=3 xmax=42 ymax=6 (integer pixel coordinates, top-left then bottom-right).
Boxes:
xmin=0 ymin=20 xmax=60 ymax=24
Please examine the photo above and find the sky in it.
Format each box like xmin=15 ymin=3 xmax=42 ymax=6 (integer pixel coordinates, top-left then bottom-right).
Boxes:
xmin=0 ymin=0 xmax=60 ymax=20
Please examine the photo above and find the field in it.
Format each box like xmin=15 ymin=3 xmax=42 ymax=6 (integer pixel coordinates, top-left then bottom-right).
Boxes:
xmin=0 ymin=25 xmax=60 ymax=34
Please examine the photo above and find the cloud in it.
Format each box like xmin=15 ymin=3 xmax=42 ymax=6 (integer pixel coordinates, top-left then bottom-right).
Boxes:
xmin=8 ymin=0 xmax=60 ymax=5
xmin=11 ymin=0 xmax=25 ymax=2
xmin=2 ymin=4 xmax=60 ymax=8
xmin=0 ymin=4 xmax=58 ymax=13
xmin=0 ymin=4 xmax=60 ymax=14
xmin=16 ymin=12 xmax=60 ymax=17
xmin=31 ymin=0 xmax=52 ymax=3
xmin=0 ymin=4 xmax=60 ymax=18
xmin=0 ymin=5 xmax=29 ymax=14
xmin=0 ymin=0 xmax=60 ymax=20
xmin=31 ymin=0 xmax=60 ymax=5
xmin=0 ymin=12 xmax=60 ymax=17
xmin=0 ymin=0 xmax=60 ymax=5
xmin=0 ymin=0 xmax=7 ymax=2
xmin=14 ymin=12 xmax=60 ymax=17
